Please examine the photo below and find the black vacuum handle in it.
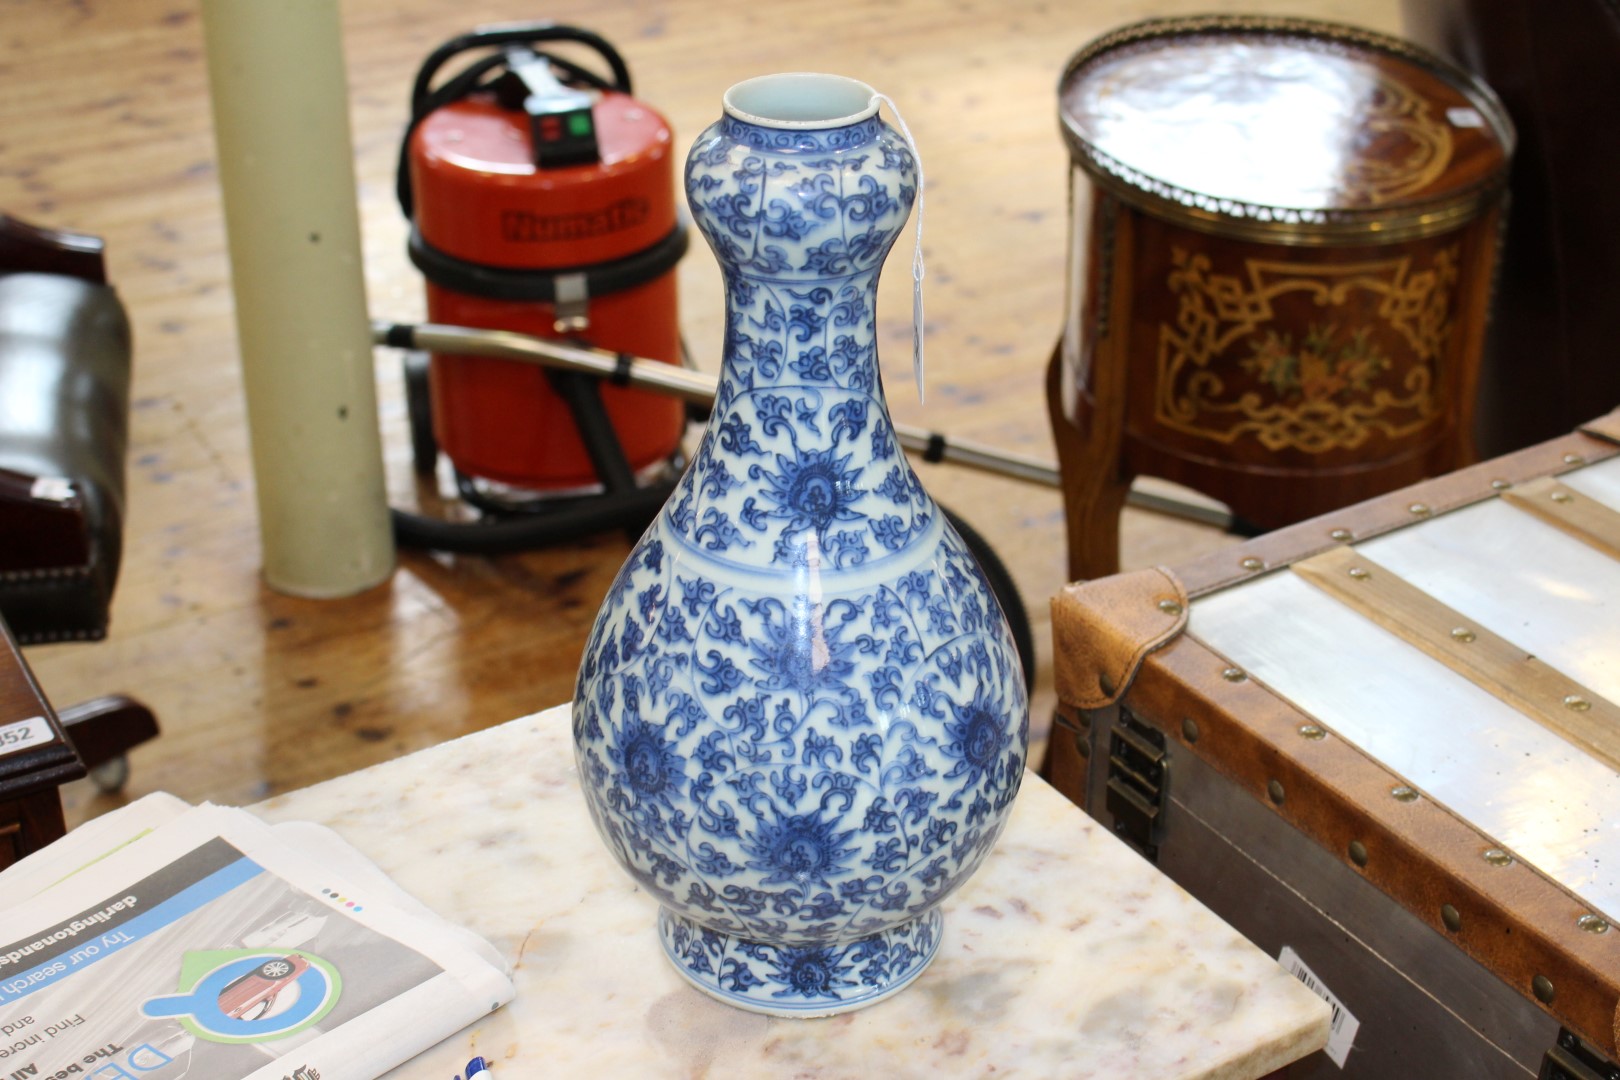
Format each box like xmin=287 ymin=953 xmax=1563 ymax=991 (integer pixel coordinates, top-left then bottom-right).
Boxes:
xmin=397 ymin=23 xmax=633 ymax=218
xmin=409 ymin=22 xmax=631 ymax=116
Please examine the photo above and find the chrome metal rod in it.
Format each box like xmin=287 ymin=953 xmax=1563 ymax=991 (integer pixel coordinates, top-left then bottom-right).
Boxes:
xmin=373 ymin=319 xmax=1232 ymax=528
xmin=377 ymin=320 xmax=719 ymax=405
xmin=1125 ymin=480 xmax=1233 ymax=530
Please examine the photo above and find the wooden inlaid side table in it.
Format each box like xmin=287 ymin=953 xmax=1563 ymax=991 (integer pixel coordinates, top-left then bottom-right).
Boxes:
xmin=1049 ymin=16 xmax=1514 ymax=581
xmin=256 ymin=706 xmax=1331 ymax=1079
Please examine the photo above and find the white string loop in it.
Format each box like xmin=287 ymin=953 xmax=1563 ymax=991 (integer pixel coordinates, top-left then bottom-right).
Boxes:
xmin=870 ymin=92 xmax=925 ymax=404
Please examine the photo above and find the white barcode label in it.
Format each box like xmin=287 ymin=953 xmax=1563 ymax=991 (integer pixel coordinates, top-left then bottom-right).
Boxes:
xmin=0 ymin=715 xmax=54 ymax=758
xmin=1279 ymin=945 xmax=1361 ymax=1068
xmin=29 ymin=476 xmax=74 ymax=503
xmin=1447 ymin=107 xmax=1486 ymax=128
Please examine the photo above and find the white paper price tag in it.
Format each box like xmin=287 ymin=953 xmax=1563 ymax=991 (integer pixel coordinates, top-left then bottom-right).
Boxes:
xmin=0 ymin=715 xmax=54 ymax=758
xmin=1280 ymin=945 xmax=1361 ymax=1068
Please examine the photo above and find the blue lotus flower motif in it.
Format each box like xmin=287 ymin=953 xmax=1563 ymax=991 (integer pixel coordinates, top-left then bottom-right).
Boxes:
xmin=768 ymin=944 xmax=855 ymax=1000
xmin=744 ymin=596 xmax=858 ymax=694
xmin=758 ymin=447 xmax=865 ymax=538
xmin=610 ymin=718 xmax=687 ymax=811
xmin=744 ymin=807 xmax=858 ymax=888
xmin=941 ymin=684 xmax=1013 ymax=790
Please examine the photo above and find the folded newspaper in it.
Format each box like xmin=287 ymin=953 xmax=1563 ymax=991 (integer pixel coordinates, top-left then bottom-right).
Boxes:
xmin=0 ymin=794 xmax=514 ymax=1080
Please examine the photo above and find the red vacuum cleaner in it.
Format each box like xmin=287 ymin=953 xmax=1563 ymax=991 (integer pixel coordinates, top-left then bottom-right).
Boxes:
xmin=392 ymin=23 xmax=688 ymax=548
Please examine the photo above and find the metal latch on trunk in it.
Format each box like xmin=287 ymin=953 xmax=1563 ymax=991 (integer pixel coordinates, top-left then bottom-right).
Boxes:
xmin=1104 ymin=707 xmax=1168 ymax=861
xmin=1542 ymin=1028 xmax=1620 ymax=1080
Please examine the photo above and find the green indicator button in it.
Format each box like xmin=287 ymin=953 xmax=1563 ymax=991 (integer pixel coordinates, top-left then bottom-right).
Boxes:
xmin=568 ymin=112 xmax=594 ymax=137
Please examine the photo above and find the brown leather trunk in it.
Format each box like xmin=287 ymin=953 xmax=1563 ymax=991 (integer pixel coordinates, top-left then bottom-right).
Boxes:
xmin=1044 ymin=409 xmax=1620 ymax=1078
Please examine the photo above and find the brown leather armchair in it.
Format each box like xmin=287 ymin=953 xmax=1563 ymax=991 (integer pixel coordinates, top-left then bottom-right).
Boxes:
xmin=0 ymin=215 xmax=132 ymax=642
xmin=0 ymin=215 xmax=157 ymax=866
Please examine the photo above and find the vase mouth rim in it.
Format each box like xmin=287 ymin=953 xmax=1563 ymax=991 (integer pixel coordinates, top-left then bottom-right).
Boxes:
xmin=723 ymin=72 xmax=881 ymax=130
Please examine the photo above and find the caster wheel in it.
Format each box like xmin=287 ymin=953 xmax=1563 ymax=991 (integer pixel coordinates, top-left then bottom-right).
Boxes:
xmin=89 ymin=755 xmax=130 ymax=794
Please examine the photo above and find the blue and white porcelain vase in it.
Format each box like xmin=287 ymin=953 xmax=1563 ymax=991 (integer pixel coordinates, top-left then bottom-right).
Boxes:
xmin=572 ymin=72 xmax=1028 ymax=1017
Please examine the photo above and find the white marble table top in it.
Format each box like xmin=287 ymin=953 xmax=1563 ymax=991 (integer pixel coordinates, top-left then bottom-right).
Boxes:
xmin=255 ymin=705 xmax=1328 ymax=1079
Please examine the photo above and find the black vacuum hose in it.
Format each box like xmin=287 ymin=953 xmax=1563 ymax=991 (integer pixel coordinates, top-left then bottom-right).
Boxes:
xmin=938 ymin=504 xmax=1036 ymax=690
xmin=390 ymin=487 xmax=668 ymax=556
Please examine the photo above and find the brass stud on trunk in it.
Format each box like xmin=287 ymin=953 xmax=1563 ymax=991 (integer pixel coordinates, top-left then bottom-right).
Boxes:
xmin=1450 ymin=627 xmax=1476 ymax=643
xmin=1221 ymin=666 xmax=1247 ymax=683
xmin=1267 ymin=779 xmax=1285 ymax=804
xmin=1181 ymin=717 xmax=1200 ymax=744
xmin=1532 ymin=976 xmax=1555 ymax=1004
xmin=1409 ymin=502 xmax=1431 ymax=516
xmin=1563 ymin=453 xmax=1585 ymax=465
xmin=1441 ymin=904 xmax=1461 ymax=932
xmin=1578 ymin=914 xmax=1609 ymax=934
xmin=1482 ymin=848 xmax=1513 ymax=867
xmin=1240 ymin=557 xmax=1265 ymax=572
xmin=1298 ymin=724 xmax=1325 ymax=740
xmin=1391 ymin=785 xmax=1419 ymax=802
xmin=1329 ymin=528 xmax=1352 ymax=542
xmin=1348 ymin=840 xmax=1368 ymax=867
xmin=1551 ymin=491 xmax=1574 ymax=504
xmin=1158 ymin=599 xmax=1183 ymax=616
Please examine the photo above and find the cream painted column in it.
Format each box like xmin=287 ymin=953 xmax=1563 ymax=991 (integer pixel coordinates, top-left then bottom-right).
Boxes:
xmin=200 ymin=0 xmax=394 ymax=597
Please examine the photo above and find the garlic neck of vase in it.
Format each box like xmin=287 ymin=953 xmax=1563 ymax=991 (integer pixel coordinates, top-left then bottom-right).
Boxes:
xmin=712 ymin=265 xmax=894 ymax=414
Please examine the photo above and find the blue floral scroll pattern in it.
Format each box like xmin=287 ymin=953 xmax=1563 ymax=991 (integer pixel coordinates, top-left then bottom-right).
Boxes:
xmin=658 ymin=906 xmax=941 ymax=1013
xmin=680 ymin=115 xmax=924 ymax=572
xmin=575 ymin=528 xmax=1027 ymax=940
xmin=719 ymin=115 xmax=884 ymax=152
xmin=575 ymin=107 xmax=1026 ymax=1014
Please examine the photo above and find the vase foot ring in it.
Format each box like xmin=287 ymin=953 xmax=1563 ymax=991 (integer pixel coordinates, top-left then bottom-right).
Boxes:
xmin=657 ymin=907 xmax=944 ymax=1017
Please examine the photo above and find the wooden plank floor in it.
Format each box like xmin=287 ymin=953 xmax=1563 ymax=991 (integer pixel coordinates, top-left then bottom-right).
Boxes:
xmin=0 ymin=0 xmax=1398 ymax=824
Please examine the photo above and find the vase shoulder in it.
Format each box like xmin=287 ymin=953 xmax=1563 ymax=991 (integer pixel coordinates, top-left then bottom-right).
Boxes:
xmin=662 ymin=393 xmax=934 ymax=575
